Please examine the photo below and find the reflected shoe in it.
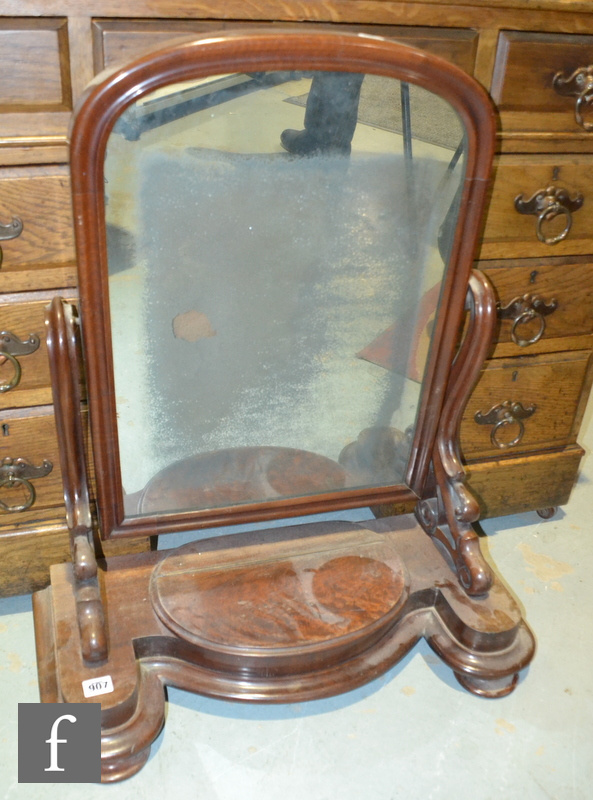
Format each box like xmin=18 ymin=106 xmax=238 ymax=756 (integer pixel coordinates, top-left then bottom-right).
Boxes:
xmin=280 ymin=128 xmax=351 ymax=156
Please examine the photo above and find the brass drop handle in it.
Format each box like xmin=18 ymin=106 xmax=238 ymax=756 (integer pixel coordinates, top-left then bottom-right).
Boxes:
xmin=514 ymin=185 xmax=583 ymax=245
xmin=474 ymin=400 xmax=536 ymax=449
xmin=498 ymin=294 xmax=558 ymax=347
xmin=0 ymin=216 xmax=24 ymax=268
xmin=0 ymin=456 xmax=53 ymax=512
xmin=0 ymin=331 xmax=40 ymax=392
xmin=553 ymin=66 xmax=593 ymax=131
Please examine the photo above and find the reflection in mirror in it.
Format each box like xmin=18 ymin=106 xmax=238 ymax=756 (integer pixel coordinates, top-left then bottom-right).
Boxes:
xmin=104 ymin=70 xmax=466 ymax=517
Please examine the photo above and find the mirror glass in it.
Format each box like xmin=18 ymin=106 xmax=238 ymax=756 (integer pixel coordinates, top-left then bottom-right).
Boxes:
xmin=103 ymin=69 xmax=466 ymax=517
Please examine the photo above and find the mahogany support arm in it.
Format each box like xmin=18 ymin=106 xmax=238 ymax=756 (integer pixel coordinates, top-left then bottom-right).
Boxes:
xmin=416 ymin=269 xmax=497 ymax=596
xmin=45 ymin=297 xmax=107 ymax=663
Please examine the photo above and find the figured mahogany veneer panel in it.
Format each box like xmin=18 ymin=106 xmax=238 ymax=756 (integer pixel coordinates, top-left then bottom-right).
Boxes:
xmin=492 ymin=31 xmax=593 ymax=135
xmin=480 ymin=156 xmax=593 ymax=259
xmin=461 ymin=350 xmax=593 ymax=459
xmin=93 ymin=19 xmax=477 ymax=74
xmin=0 ymin=18 xmax=71 ymax=112
xmin=150 ymin=526 xmax=407 ymax=674
xmin=0 ymin=166 xmax=76 ymax=291
xmin=137 ymin=447 xmax=350 ymax=517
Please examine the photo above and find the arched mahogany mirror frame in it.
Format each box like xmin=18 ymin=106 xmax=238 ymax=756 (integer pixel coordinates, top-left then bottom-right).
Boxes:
xmin=68 ymin=30 xmax=495 ymax=542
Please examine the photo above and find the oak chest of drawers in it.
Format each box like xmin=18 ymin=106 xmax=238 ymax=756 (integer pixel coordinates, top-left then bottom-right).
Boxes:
xmin=1 ymin=0 xmax=593 ymax=595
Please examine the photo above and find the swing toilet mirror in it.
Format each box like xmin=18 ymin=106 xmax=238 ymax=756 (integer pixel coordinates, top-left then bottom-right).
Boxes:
xmin=34 ymin=30 xmax=535 ymax=782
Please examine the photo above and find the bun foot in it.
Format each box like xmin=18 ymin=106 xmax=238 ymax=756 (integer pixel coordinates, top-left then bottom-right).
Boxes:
xmin=101 ymin=746 xmax=152 ymax=783
xmin=537 ymin=507 xmax=557 ymax=520
xmin=455 ymin=672 xmax=519 ymax=698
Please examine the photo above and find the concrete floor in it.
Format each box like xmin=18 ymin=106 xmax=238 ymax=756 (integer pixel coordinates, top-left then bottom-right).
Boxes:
xmin=1 ymin=395 xmax=591 ymax=798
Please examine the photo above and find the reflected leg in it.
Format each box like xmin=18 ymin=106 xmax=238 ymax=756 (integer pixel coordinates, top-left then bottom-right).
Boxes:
xmin=281 ymin=72 xmax=365 ymax=156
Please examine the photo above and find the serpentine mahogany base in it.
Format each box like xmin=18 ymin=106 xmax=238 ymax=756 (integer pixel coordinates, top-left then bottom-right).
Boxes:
xmin=33 ymin=514 xmax=535 ymax=783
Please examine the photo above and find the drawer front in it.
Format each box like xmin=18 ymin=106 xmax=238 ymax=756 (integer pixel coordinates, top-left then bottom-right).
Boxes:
xmin=0 ymin=300 xmax=51 ymax=409
xmin=0 ymin=410 xmax=64 ymax=516
xmin=481 ymin=256 xmax=593 ymax=354
xmin=492 ymin=31 xmax=593 ymax=136
xmin=0 ymin=19 xmax=70 ymax=111
xmin=0 ymin=18 xmax=71 ymax=144
xmin=0 ymin=520 xmax=71 ymax=596
xmin=461 ymin=350 xmax=593 ymax=459
xmin=480 ymin=156 xmax=593 ymax=259
xmin=0 ymin=166 xmax=76 ymax=292
xmin=372 ymin=445 xmax=583 ymax=521
xmin=93 ymin=19 xmax=478 ymax=74
xmin=466 ymin=445 xmax=583 ymax=519
xmin=0 ymin=518 xmax=152 ymax=596
xmin=93 ymin=19 xmax=240 ymax=70
xmin=0 ymin=296 xmax=79 ymax=410
xmin=0 ymin=515 xmax=152 ymax=596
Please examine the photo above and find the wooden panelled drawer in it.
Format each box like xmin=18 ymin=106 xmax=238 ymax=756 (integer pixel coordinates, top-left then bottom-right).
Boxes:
xmin=492 ymin=31 xmax=593 ymax=137
xmin=465 ymin=445 xmax=583 ymax=519
xmin=373 ymin=445 xmax=584 ymax=521
xmin=480 ymin=155 xmax=593 ymax=259
xmin=460 ymin=350 xmax=593 ymax=459
xmin=93 ymin=19 xmax=248 ymax=71
xmin=0 ymin=520 xmax=72 ymax=595
xmin=93 ymin=19 xmax=477 ymax=74
xmin=0 ymin=408 xmax=65 ymax=517
xmin=0 ymin=165 xmax=76 ymax=292
xmin=0 ymin=518 xmax=153 ymax=597
xmin=0 ymin=295 xmax=72 ymax=410
xmin=480 ymin=256 xmax=593 ymax=356
xmin=0 ymin=18 xmax=71 ymax=144
xmin=0 ymin=18 xmax=70 ymax=112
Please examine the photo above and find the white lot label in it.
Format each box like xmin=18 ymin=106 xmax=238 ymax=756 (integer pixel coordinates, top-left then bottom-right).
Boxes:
xmin=82 ymin=675 xmax=114 ymax=698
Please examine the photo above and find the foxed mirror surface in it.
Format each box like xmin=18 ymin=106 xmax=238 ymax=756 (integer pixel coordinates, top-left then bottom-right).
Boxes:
xmin=103 ymin=69 xmax=466 ymax=517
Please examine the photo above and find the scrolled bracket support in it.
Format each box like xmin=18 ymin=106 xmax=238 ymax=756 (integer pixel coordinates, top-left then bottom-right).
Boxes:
xmin=45 ymin=297 xmax=107 ymax=664
xmin=416 ymin=270 xmax=497 ymax=597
